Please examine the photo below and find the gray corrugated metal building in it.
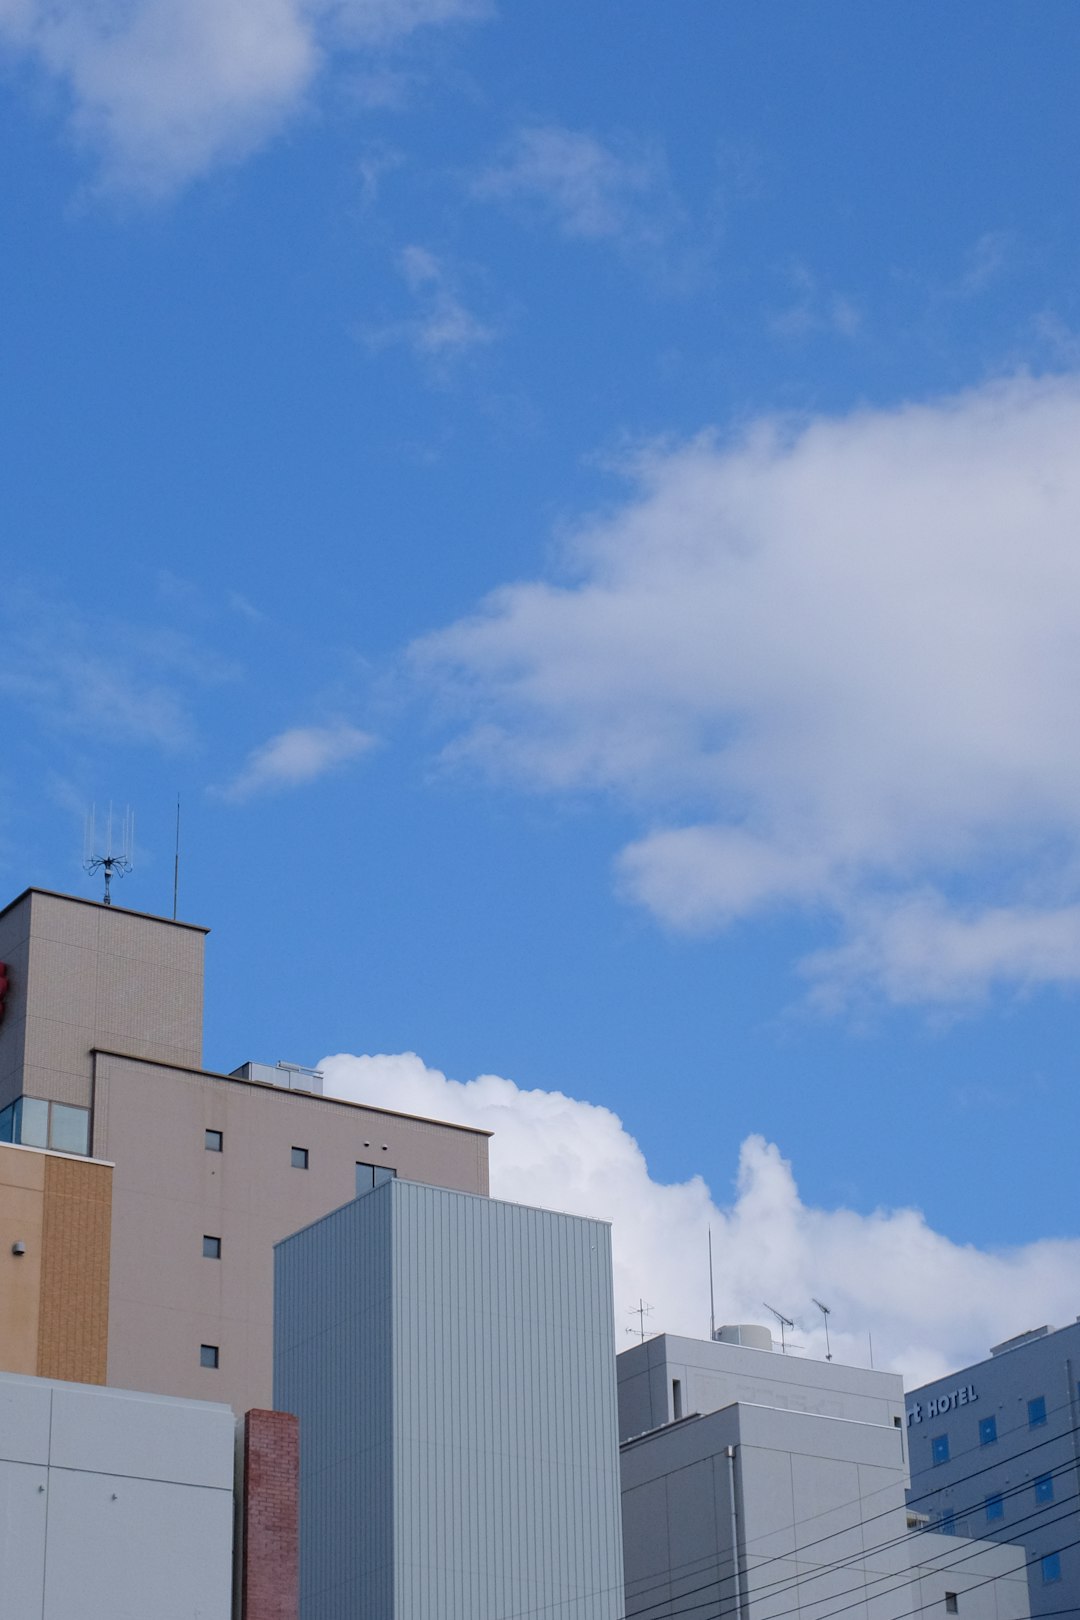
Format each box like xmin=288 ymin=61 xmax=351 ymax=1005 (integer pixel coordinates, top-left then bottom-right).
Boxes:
xmin=275 ymin=1177 xmax=625 ymax=1620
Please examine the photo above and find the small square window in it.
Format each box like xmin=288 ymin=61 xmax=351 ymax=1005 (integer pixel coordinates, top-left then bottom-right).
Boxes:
xmin=200 ymin=1344 xmax=219 ymax=1369
xmin=986 ymin=1494 xmax=1004 ymax=1522
xmin=1028 ymin=1395 xmax=1047 ymax=1428
xmin=1041 ymin=1552 xmax=1061 ymax=1584
xmin=291 ymin=1146 xmax=309 ymax=1169
xmin=945 ymin=1595 xmax=958 ymax=1615
xmin=1035 ymin=1474 xmax=1054 ymax=1504
xmin=931 ymin=1434 xmax=950 ymax=1466
xmin=978 ymin=1415 xmax=997 ymax=1446
xmin=205 ymin=1129 xmax=223 ymax=1152
xmin=202 ymin=1235 xmax=221 ymax=1259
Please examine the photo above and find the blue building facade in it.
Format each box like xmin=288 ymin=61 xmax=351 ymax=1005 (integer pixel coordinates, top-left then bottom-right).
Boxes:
xmin=906 ymin=1322 xmax=1080 ymax=1619
xmin=275 ymin=1177 xmax=625 ymax=1620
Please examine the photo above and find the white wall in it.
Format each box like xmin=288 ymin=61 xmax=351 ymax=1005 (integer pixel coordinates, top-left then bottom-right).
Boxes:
xmin=0 ymin=1371 xmax=235 ymax=1620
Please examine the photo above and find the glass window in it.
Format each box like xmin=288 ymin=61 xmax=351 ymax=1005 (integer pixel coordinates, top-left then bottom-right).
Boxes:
xmin=978 ymin=1415 xmax=997 ymax=1446
xmin=204 ymin=1129 xmax=223 ymax=1152
xmin=16 ymin=1097 xmax=49 ymax=1148
xmin=0 ymin=1102 xmax=13 ymax=1143
xmin=356 ymin=1161 xmax=396 ymax=1195
xmin=986 ymin=1494 xmax=1004 ymax=1522
xmin=202 ymin=1235 xmax=221 ymax=1259
xmin=291 ymin=1146 xmax=309 ymax=1169
xmin=945 ymin=1595 xmax=958 ymax=1615
xmin=49 ymin=1103 xmax=90 ymax=1155
xmin=1035 ymin=1474 xmax=1054 ymax=1504
xmin=1028 ymin=1396 xmax=1047 ymax=1428
xmin=931 ymin=1434 xmax=950 ymax=1466
xmin=200 ymin=1344 xmax=219 ymax=1369
xmin=1041 ymin=1553 xmax=1061 ymax=1584
xmin=940 ymin=1510 xmax=955 ymax=1535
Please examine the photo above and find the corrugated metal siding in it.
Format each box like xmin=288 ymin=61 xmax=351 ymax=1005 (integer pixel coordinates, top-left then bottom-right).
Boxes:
xmin=274 ymin=1187 xmax=395 ymax=1620
xmin=392 ymin=1182 xmax=625 ymax=1620
xmin=275 ymin=1181 xmax=625 ymax=1620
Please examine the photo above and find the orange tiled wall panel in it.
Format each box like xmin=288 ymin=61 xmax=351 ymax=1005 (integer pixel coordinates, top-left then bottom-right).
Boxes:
xmin=37 ymin=1155 xmax=112 ymax=1384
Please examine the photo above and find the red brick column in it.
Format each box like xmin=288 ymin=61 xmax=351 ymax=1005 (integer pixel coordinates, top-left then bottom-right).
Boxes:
xmin=241 ymin=1409 xmax=299 ymax=1620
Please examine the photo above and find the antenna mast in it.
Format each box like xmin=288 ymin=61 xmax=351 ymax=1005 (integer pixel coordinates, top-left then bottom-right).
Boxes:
xmin=173 ymin=795 xmax=181 ymax=920
xmin=812 ymin=1297 xmax=833 ymax=1361
xmin=84 ymin=804 xmax=134 ymax=906
xmin=625 ymin=1299 xmax=654 ymax=1345
xmin=763 ymin=1301 xmax=795 ymax=1355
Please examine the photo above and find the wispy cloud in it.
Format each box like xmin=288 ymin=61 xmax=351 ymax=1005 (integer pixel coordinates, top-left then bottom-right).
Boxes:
xmin=414 ymin=372 xmax=1080 ymax=1008
xmin=0 ymin=0 xmax=489 ymax=195
xmin=217 ymin=722 xmax=376 ymax=802
xmin=769 ymin=264 xmax=863 ymax=340
xmin=0 ymin=593 xmax=231 ymax=751
xmin=363 ymin=245 xmax=498 ymax=366
xmin=475 ymin=124 xmax=672 ymax=243
xmin=323 ymin=1049 xmax=1080 ymax=1386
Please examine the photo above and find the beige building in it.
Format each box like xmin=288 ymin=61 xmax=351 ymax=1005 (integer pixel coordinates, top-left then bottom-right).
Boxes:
xmin=0 ymin=887 xmax=490 ymax=1411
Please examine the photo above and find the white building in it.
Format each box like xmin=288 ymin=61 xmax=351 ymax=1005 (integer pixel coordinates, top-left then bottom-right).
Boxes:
xmin=618 ymin=1331 xmax=1030 ymax=1620
xmin=0 ymin=1370 xmax=236 ymax=1619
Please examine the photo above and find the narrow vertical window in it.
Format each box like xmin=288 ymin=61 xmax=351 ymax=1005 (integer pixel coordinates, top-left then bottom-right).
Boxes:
xmin=945 ymin=1594 xmax=958 ymax=1614
xmin=1028 ymin=1395 xmax=1047 ymax=1428
xmin=672 ymin=1379 xmax=683 ymax=1420
xmin=202 ymin=1235 xmax=221 ymax=1259
xmin=931 ymin=1433 xmax=950 ymax=1465
xmin=1042 ymin=1552 xmax=1061 ymax=1584
xmin=978 ymin=1415 xmax=997 ymax=1445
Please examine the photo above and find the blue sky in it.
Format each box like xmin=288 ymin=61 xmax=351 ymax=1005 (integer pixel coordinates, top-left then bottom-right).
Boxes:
xmin=4 ymin=0 xmax=1080 ymax=1371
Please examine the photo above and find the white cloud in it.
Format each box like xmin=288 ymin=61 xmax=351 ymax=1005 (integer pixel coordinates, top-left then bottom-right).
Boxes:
xmin=474 ymin=123 xmax=678 ymax=248
xmin=219 ymin=721 xmax=374 ymax=801
xmin=364 ymin=244 xmax=497 ymax=363
xmin=0 ymin=592 xmax=232 ymax=750
xmin=414 ymin=373 xmax=1080 ymax=1005
xmin=0 ymin=0 xmax=488 ymax=194
xmin=321 ymin=1049 xmax=1080 ymax=1386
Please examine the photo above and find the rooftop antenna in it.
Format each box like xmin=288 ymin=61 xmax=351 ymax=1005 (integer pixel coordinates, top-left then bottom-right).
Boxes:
xmin=172 ymin=795 xmax=181 ymax=920
xmin=763 ymin=1301 xmax=795 ymax=1355
xmin=812 ymin=1297 xmax=833 ymax=1361
xmin=84 ymin=803 xmax=134 ymax=907
xmin=626 ymin=1299 xmax=654 ymax=1345
xmin=708 ymin=1227 xmax=717 ymax=1341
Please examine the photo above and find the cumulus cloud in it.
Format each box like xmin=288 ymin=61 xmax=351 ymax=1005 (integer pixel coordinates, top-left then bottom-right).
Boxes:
xmin=0 ymin=0 xmax=488 ymax=194
xmin=414 ymin=373 xmax=1080 ymax=1005
xmin=219 ymin=721 xmax=374 ymax=801
xmin=322 ymin=1050 xmax=1080 ymax=1385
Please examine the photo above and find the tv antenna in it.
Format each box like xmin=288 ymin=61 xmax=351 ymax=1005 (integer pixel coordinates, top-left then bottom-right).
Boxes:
xmin=708 ymin=1227 xmax=717 ymax=1340
xmin=763 ymin=1301 xmax=795 ymax=1355
xmin=812 ymin=1297 xmax=833 ymax=1361
xmin=626 ymin=1299 xmax=654 ymax=1345
xmin=84 ymin=804 xmax=134 ymax=906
